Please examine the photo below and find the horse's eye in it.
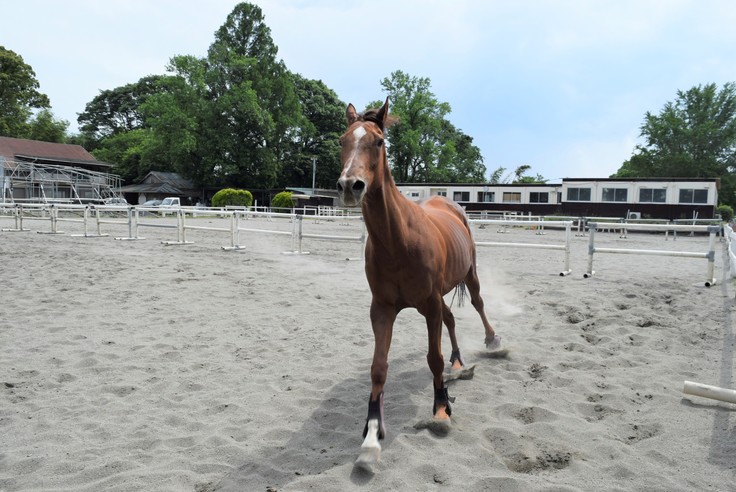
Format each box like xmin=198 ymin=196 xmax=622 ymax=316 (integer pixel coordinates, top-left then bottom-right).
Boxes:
xmin=376 ymin=138 xmax=384 ymax=147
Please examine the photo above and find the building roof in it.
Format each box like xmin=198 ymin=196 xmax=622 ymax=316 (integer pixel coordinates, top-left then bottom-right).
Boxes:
xmin=118 ymin=171 xmax=197 ymax=196
xmin=0 ymin=136 xmax=112 ymax=169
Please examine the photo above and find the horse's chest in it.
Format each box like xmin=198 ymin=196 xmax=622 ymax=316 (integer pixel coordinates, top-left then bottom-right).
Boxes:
xmin=366 ymin=256 xmax=434 ymax=305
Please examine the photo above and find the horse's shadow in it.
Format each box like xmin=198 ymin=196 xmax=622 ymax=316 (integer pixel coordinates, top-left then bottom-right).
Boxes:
xmin=212 ymin=361 xmax=430 ymax=490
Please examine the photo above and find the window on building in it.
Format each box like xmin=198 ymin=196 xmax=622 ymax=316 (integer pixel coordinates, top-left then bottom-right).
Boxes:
xmin=602 ymin=187 xmax=628 ymax=202
xmin=566 ymin=187 xmax=591 ymax=201
xmin=409 ymin=192 xmax=420 ymax=198
xmin=529 ymin=192 xmax=549 ymax=203
xmin=639 ymin=188 xmax=667 ymax=203
xmin=478 ymin=191 xmax=495 ymax=203
xmin=679 ymin=189 xmax=708 ymax=204
xmin=453 ymin=191 xmax=470 ymax=202
xmin=434 ymin=191 xmax=447 ymax=197
xmin=502 ymin=192 xmax=521 ymax=203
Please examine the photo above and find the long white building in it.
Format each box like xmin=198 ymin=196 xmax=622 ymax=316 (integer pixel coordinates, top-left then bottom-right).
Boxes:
xmin=395 ymin=178 xmax=719 ymax=219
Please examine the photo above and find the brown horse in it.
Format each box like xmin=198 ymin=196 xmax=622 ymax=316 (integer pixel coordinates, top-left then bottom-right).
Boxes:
xmin=337 ymin=98 xmax=501 ymax=467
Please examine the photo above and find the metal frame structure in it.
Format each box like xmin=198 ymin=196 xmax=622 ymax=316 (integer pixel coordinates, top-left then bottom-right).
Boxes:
xmin=1 ymin=159 xmax=123 ymax=204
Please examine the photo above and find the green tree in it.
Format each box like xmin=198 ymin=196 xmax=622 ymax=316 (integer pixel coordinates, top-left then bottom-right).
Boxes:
xmin=432 ymin=120 xmax=487 ymax=182
xmin=0 ymin=46 xmax=51 ymax=137
xmin=371 ymin=70 xmax=485 ymax=183
xmin=614 ymin=82 xmax=736 ymax=208
xmin=91 ymin=129 xmax=149 ymax=183
xmin=282 ymin=74 xmax=344 ymax=188
xmin=27 ymin=109 xmax=68 ymax=143
xmin=77 ymin=75 xmax=165 ymax=142
xmin=139 ymin=61 xmax=214 ymax=189
xmin=75 ymin=76 xmax=170 ymax=172
xmin=205 ymin=2 xmax=304 ymax=189
xmin=488 ymin=164 xmax=546 ymax=184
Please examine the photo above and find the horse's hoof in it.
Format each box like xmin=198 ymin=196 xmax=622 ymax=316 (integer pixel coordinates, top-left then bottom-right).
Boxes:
xmin=355 ymin=445 xmax=381 ymax=471
xmin=413 ymin=416 xmax=451 ymax=436
xmin=485 ymin=335 xmax=501 ymax=351
xmin=444 ymin=364 xmax=475 ymax=382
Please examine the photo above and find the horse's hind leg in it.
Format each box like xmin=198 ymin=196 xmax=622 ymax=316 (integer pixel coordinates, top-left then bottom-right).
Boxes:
xmin=442 ymin=302 xmax=465 ymax=370
xmin=465 ymin=265 xmax=501 ymax=350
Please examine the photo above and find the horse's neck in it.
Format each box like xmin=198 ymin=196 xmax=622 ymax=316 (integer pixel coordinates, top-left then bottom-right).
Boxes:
xmin=361 ymin=176 xmax=414 ymax=256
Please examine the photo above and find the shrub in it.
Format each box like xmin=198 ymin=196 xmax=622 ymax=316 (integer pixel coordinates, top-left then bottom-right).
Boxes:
xmin=717 ymin=204 xmax=734 ymax=222
xmin=271 ymin=191 xmax=295 ymax=209
xmin=211 ymin=188 xmax=253 ymax=208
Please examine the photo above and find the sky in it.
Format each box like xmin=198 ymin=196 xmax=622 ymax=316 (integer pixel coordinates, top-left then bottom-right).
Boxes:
xmin=4 ymin=0 xmax=736 ymax=183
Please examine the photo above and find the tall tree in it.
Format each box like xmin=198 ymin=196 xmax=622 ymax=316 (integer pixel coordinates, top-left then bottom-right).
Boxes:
xmin=282 ymin=74 xmax=345 ymax=188
xmin=139 ymin=57 xmax=216 ymax=190
xmin=0 ymin=46 xmax=51 ymax=138
xmin=205 ymin=2 xmax=303 ymax=189
xmin=614 ymin=82 xmax=736 ymax=207
xmin=372 ymin=70 xmax=486 ymax=183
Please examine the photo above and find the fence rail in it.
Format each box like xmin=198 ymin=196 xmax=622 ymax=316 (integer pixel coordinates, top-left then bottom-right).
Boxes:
xmin=584 ymin=221 xmax=721 ymax=286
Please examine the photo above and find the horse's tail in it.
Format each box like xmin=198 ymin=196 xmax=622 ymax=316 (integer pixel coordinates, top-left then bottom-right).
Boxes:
xmin=452 ymin=282 xmax=467 ymax=307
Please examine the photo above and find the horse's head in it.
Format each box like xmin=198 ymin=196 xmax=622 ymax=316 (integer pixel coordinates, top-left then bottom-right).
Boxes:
xmin=337 ymin=98 xmax=396 ymax=207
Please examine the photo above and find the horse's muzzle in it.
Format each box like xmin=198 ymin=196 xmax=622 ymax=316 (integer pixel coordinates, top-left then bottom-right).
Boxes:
xmin=337 ymin=176 xmax=365 ymax=207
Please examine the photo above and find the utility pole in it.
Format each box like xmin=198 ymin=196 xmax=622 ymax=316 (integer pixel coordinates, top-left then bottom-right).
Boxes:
xmin=312 ymin=157 xmax=317 ymax=191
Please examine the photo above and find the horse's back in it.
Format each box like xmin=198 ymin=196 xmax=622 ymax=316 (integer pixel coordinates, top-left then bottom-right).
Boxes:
xmin=418 ymin=196 xmax=476 ymax=282
xmin=418 ymin=196 xmax=470 ymax=232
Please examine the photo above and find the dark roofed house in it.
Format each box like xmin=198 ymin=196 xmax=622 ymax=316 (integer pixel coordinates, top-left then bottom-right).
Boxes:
xmin=0 ymin=136 xmax=122 ymax=204
xmin=118 ymin=171 xmax=199 ymax=205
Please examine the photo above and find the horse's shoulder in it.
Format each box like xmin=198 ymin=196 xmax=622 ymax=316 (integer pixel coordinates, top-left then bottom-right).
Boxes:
xmin=419 ymin=196 xmax=466 ymax=224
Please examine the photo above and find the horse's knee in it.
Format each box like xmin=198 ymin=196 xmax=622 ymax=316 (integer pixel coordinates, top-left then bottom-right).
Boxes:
xmin=370 ymin=361 xmax=388 ymax=385
xmin=442 ymin=310 xmax=456 ymax=330
xmin=471 ymin=295 xmax=485 ymax=311
xmin=426 ymin=350 xmax=444 ymax=373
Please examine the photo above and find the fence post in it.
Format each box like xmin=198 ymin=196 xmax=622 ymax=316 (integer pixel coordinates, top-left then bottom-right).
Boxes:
xmin=561 ymin=222 xmax=572 ymax=276
xmin=584 ymin=222 xmax=597 ymax=278
xmin=38 ymin=204 xmax=63 ymax=235
xmin=704 ymin=225 xmax=720 ymax=287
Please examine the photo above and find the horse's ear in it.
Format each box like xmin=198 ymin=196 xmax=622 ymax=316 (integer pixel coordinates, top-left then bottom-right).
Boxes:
xmin=377 ymin=97 xmax=398 ymax=129
xmin=376 ymin=98 xmax=389 ymax=128
xmin=346 ymin=103 xmax=359 ymax=126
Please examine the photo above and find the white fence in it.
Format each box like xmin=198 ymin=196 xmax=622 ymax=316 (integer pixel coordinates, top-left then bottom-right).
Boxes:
xmin=584 ymin=222 xmax=722 ymax=287
xmin=470 ymin=219 xmax=574 ymax=276
xmin=725 ymin=223 xmax=736 ymax=278
xmin=0 ymin=203 xmax=366 ymax=258
xmin=2 ymin=204 xmax=730 ymax=284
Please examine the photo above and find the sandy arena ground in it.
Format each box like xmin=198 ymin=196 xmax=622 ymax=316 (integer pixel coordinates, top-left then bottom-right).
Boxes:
xmin=0 ymin=212 xmax=734 ymax=491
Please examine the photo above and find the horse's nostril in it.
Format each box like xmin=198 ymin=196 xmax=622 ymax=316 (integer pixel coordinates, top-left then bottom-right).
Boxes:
xmin=353 ymin=180 xmax=365 ymax=192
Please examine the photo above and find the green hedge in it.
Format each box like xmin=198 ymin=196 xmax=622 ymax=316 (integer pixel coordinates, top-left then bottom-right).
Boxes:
xmin=211 ymin=188 xmax=253 ymax=208
xmin=271 ymin=191 xmax=295 ymax=209
xmin=717 ymin=204 xmax=734 ymax=222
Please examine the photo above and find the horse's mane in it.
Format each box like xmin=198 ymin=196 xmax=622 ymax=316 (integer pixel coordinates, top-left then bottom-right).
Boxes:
xmin=361 ymin=108 xmax=399 ymax=130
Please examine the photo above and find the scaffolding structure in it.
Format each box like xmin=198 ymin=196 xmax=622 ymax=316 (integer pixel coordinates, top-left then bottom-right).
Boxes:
xmin=1 ymin=159 xmax=123 ymax=205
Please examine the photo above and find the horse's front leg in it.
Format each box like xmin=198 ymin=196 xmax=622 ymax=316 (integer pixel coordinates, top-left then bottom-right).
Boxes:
xmin=356 ymin=301 xmax=396 ymax=468
xmin=423 ymin=295 xmax=454 ymax=424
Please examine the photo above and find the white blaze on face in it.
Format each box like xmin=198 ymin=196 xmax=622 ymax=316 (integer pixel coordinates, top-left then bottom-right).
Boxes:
xmin=342 ymin=125 xmax=367 ymax=176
